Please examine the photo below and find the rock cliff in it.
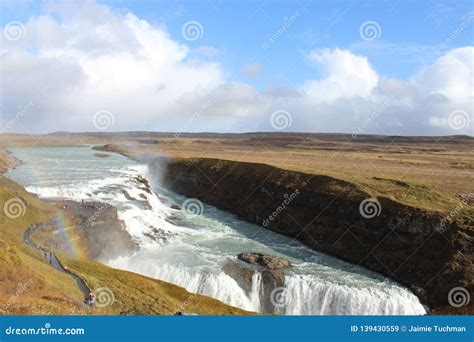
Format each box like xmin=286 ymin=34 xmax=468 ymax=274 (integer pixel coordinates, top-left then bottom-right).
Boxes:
xmin=161 ymin=157 xmax=473 ymax=311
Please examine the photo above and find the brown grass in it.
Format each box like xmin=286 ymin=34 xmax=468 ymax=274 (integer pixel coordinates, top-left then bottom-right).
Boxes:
xmin=3 ymin=133 xmax=469 ymax=213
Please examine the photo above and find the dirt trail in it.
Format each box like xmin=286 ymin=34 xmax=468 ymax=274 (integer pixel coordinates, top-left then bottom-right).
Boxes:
xmin=23 ymin=223 xmax=94 ymax=307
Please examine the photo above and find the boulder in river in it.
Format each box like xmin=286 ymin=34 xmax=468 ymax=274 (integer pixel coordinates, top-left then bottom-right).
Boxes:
xmin=94 ymin=153 xmax=111 ymax=158
xmin=261 ymin=269 xmax=286 ymax=313
xmin=222 ymin=260 xmax=256 ymax=294
xmin=143 ymin=226 xmax=176 ymax=243
xmin=225 ymin=252 xmax=291 ymax=313
xmin=134 ymin=175 xmax=152 ymax=194
xmin=238 ymin=252 xmax=291 ymax=269
xmin=122 ymin=190 xmax=137 ymax=201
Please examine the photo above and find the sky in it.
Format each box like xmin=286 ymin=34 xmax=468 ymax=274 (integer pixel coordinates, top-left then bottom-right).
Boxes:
xmin=0 ymin=0 xmax=472 ymax=135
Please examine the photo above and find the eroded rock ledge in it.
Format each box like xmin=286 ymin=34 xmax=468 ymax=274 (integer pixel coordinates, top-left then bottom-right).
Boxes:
xmin=238 ymin=252 xmax=291 ymax=269
xmin=161 ymin=157 xmax=473 ymax=311
xmin=46 ymin=200 xmax=137 ymax=260
xmin=224 ymin=252 xmax=291 ymax=312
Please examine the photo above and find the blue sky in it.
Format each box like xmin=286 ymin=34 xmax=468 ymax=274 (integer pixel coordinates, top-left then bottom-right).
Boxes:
xmin=3 ymin=0 xmax=472 ymax=87
xmin=98 ymin=0 xmax=473 ymax=84
xmin=0 ymin=0 xmax=472 ymax=134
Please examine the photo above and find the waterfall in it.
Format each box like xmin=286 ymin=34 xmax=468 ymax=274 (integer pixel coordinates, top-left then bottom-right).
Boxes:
xmin=109 ymin=256 xmax=265 ymax=312
xmin=110 ymin=252 xmax=426 ymax=315
xmin=277 ymin=274 xmax=426 ymax=315
xmin=249 ymin=272 xmax=263 ymax=312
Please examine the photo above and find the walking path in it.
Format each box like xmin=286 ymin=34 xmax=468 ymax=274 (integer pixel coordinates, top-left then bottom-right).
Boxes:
xmin=23 ymin=223 xmax=94 ymax=308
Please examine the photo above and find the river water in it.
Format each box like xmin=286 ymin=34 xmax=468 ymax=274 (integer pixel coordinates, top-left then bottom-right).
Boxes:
xmin=6 ymin=146 xmax=426 ymax=315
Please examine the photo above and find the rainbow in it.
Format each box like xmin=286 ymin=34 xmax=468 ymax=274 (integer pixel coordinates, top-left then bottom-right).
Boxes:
xmin=49 ymin=210 xmax=89 ymax=260
xmin=8 ymin=148 xmax=90 ymax=259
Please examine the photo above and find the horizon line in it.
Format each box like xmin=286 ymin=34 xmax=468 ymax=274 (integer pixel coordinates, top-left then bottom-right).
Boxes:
xmin=1 ymin=131 xmax=473 ymax=139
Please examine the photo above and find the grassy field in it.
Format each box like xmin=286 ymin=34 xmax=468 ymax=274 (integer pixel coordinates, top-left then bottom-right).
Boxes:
xmin=144 ymin=134 xmax=473 ymax=213
xmin=0 ymin=175 xmax=86 ymax=314
xmin=1 ymin=132 xmax=472 ymax=215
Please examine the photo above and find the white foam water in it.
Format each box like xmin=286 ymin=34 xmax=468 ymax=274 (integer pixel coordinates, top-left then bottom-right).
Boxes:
xmin=281 ymin=274 xmax=425 ymax=315
xmin=6 ymin=146 xmax=426 ymax=315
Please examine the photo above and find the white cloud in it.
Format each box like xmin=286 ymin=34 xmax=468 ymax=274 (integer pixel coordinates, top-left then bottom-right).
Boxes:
xmin=263 ymin=86 xmax=302 ymax=99
xmin=411 ymin=47 xmax=474 ymax=101
xmin=288 ymin=47 xmax=472 ymax=135
xmin=0 ymin=1 xmax=227 ymax=132
xmin=175 ymin=82 xmax=268 ymax=118
xmin=0 ymin=1 xmax=472 ymax=136
xmin=303 ymin=48 xmax=379 ymax=103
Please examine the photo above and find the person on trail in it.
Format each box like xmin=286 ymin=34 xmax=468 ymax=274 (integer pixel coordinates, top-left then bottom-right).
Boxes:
xmin=89 ymin=292 xmax=95 ymax=307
